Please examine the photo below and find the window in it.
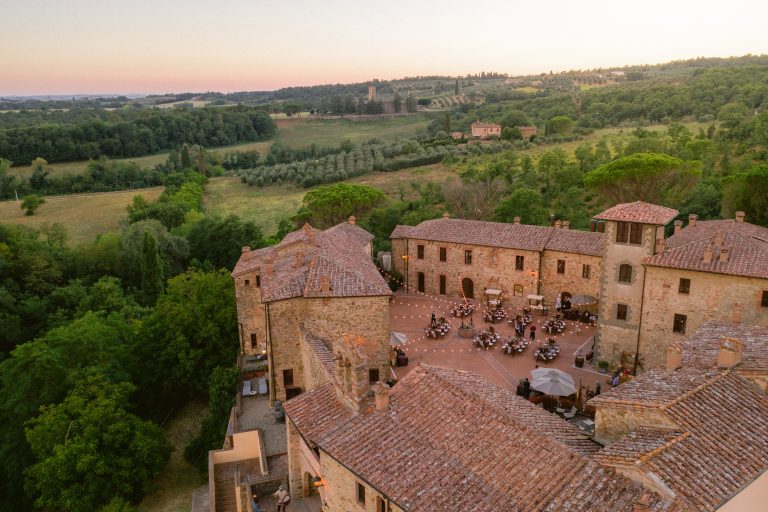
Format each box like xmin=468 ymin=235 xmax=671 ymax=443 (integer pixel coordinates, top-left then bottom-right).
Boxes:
xmin=515 ymin=255 xmax=524 ymax=271
xmin=582 ymin=264 xmax=591 ymax=279
xmin=557 ymin=259 xmax=565 ymax=274
xmin=244 ymin=279 xmax=250 ymax=285
xmin=283 ymin=369 xmax=294 ymax=387
xmin=439 ymin=275 xmax=446 ymax=295
xmin=250 ymin=333 xmax=257 ymax=348
xmin=673 ymin=314 xmax=687 ymax=334
xmin=618 ymin=264 xmax=632 ymax=284
xmin=762 ymin=291 xmax=768 ymax=308
xmin=616 ymin=304 xmax=628 ymax=321
xmin=616 ymin=222 xmax=643 ymax=245
xmin=417 ymin=272 xmax=425 ymax=293
xmin=679 ymin=278 xmax=691 ymax=294
xmin=513 ymin=284 xmax=523 ymax=297
xmin=256 ymin=275 xmax=261 ymax=287
xmin=369 ymin=368 xmax=380 ymax=384
xmin=616 ymin=221 xmax=630 ymax=243
xmin=439 ymin=247 xmax=447 ymax=262
xmin=357 ymin=482 xmax=366 ymax=505
xmin=376 ymin=496 xmax=387 ymax=512
xmin=417 ymin=245 xmax=424 ymax=259
xmin=464 ymin=250 xmax=472 ymax=264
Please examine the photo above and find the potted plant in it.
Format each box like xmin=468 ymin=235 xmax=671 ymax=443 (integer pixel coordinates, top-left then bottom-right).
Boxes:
xmin=597 ymin=360 xmax=609 ymax=373
xmin=574 ymin=350 xmax=585 ymax=368
xmin=254 ymin=363 xmax=268 ymax=378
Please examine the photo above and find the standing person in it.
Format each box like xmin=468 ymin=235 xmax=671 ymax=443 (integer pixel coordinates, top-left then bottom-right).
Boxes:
xmin=529 ymin=324 xmax=536 ymax=340
xmin=430 ymin=311 xmax=437 ymax=327
xmin=555 ymin=293 xmax=562 ymax=312
xmin=273 ymin=484 xmax=291 ymax=511
xmin=523 ymin=378 xmax=531 ymax=400
xmin=595 ymin=381 xmax=601 ymax=396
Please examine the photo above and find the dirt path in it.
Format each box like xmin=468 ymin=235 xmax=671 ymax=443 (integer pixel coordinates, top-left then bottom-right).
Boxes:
xmin=138 ymin=399 xmax=208 ymax=512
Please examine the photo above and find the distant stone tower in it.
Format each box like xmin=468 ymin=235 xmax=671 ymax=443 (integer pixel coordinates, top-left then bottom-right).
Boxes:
xmin=368 ymin=85 xmax=377 ymax=101
xmin=593 ymin=202 xmax=678 ymax=371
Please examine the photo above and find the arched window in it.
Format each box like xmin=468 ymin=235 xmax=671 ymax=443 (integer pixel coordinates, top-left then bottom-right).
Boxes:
xmin=618 ymin=264 xmax=633 ymax=283
xmin=462 ymin=278 xmax=474 ymax=299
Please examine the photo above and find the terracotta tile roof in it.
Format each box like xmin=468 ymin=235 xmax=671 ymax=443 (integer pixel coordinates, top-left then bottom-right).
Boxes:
xmin=644 ymin=219 xmax=768 ymax=279
xmin=594 ymin=201 xmax=679 ymax=225
xmin=592 ymin=370 xmax=768 ymax=511
xmin=304 ymin=336 xmax=336 ymax=376
xmin=232 ymin=222 xmax=391 ymax=302
xmin=681 ymin=321 xmax=768 ymax=373
xmin=283 ymin=383 xmax=351 ymax=442
xmin=289 ymin=365 xmax=666 ymax=512
xmin=390 ymin=218 xmax=606 ymax=256
xmin=471 ymin=122 xmax=501 ymax=129
xmin=589 ymin=368 xmax=721 ymax=408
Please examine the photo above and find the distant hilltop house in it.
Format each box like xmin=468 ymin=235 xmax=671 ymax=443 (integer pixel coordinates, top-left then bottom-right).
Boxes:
xmin=450 ymin=131 xmax=464 ymax=140
xmin=470 ymin=121 xmax=501 ymax=139
xmin=518 ymin=125 xmax=538 ymax=139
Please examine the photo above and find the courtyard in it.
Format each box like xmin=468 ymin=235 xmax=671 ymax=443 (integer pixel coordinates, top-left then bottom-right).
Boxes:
xmin=389 ymin=290 xmax=609 ymax=397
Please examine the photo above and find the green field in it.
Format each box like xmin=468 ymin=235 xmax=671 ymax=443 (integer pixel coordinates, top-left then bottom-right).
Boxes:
xmin=0 ymin=186 xmax=163 ymax=245
xmin=204 ymin=164 xmax=457 ymax=234
xmin=10 ymin=115 xmax=431 ymax=178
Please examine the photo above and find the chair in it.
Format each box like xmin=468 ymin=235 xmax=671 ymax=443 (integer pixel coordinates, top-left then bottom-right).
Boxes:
xmin=563 ymin=406 xmax=577 ymax=419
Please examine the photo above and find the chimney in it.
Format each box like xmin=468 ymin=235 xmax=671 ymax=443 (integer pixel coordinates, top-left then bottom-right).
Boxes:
xmin=688 ymin=214 xmax=697 ymax=228
xmin=348 ymin=215 xmax=356 ymax=225
xmin=554 ymin=220 xmax=562 ymax=229
xmin=666 ymin=344 xmax=682 ymax=370
xmin=320 ymin=275 xmax=331 ymax=294
xmin=633 ymin=494 xmax=653 ymax=512
xmin=717 ymin=337 xmax=743 ymax=369
xmin=513 ymin=216 xmax=521 ymax=225
xmin=242 ymin=246 xmax=251 ymax=260
xmin=294 ymin=251 xmax=304 ymax=269
xmin=550 ymin=214 xmax=556 ymax=227
xmin=735 ymin=211 xmax=745 ymax=223
xmin=703 ymin=245 xmax=713 ymax=264
xmin=713 ymin=230 xmax=723 ymax=247
xmin=442 ymin=212 xmax=450 ymax=219
xmin=590 ymin=221 xmax=596 ymax=232
xmin=719 ymin=247 xmax=729 ymax=263
xmin=373 ymin=382 xmax=390 ymax=411
xmin=562 ymin=220 xmax=570 ymax=230
xmin=674 ymin=220 xmax=683 ymax=234
xmin=655 ymin=237 xmax=665 ymax=254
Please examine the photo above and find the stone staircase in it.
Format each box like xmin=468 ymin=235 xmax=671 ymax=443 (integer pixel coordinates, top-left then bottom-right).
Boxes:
xmin=213 ymin=465 xmax=238 ymax=512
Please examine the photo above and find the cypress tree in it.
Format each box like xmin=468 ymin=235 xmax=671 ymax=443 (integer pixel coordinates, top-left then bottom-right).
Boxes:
xmin=140 ymin=232 xmax=164 ymax=304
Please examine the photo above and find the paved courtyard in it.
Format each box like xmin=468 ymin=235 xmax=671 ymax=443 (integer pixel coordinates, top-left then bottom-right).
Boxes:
xmin=390 ymin=290 xmax=609 ymax=395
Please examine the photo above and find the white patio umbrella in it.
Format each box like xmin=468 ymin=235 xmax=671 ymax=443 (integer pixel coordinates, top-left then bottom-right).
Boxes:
xmin=531 ymin=371 xmax=577 ymax=396
xmin=389 ymin=331 xmax=408 ymax=346
xmin=531 ymin=368 xmax=575 ymax=385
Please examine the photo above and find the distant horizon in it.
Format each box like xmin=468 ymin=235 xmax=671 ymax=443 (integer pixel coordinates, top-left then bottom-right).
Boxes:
xmin=3 ymin=0 xmax=768 ymax=96
xmin=1 ymin=52 xmax=766 ymax=98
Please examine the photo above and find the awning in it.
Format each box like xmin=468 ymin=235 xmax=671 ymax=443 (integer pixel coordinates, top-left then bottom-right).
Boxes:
xmin=485 ymin=288 xmax=502 ymax=295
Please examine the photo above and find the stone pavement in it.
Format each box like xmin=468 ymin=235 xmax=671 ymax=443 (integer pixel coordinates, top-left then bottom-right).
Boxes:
xmin=239 ymin=395 xmax=287 ymax=456
xmin=390 ymin=291 xmax=610 ymax=394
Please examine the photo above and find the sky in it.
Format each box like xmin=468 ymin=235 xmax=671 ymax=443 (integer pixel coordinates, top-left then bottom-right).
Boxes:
xmin=1 ymin=0 xmax=767 ymax=96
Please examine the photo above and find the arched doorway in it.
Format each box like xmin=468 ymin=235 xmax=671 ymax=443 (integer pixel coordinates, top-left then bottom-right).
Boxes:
xmin=304 ymin=472 xmax=319 ymax=496
xmin=462 ymin=278 xmax=474 ymax=299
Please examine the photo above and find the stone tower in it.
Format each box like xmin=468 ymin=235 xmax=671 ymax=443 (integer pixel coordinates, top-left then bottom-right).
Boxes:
xmin=593 ymin=202 xmax=678 ymax=371
xmin=368 ymin=85 xmax=377 ymax=101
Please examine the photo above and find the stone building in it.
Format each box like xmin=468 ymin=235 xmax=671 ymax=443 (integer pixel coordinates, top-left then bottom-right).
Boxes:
xmin=284 ymin=364 xmax=669 ymax=511
xmin=470 ymin=121 xmax=501 ymax=138
xmin=590 ymin=320 xmax=768 ymax=511
xmin=518 ymin=125 xmax=538 ymax=139
xmin=390 ymin=215 xmax=603 ymax=307
xmin=232 ymin=218 xmax=391 ymax=402
xmin=592 ymin=202 xmax=679 ymax=370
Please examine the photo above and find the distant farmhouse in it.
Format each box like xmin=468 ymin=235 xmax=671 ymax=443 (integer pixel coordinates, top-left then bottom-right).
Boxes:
xmin=518 ymin=125 xmax=538 ymax=139
xmin=470 ymin=121 xmax=501 ymax=139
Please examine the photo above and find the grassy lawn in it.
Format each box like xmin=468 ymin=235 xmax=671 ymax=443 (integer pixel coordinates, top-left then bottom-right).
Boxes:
xmin=0 ymin=186 xmax=163 ymax=245
xmin=204 ymin=163 xmax=456 ymax=234
xmin=10 ymin=115 xmax=431 ymax=178
xmin=138 ymin=399 xmax=208 ymax=512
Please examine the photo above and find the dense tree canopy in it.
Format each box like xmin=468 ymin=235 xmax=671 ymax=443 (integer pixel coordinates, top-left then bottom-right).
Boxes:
xmin=297 ymin=182 xmax=387 ymax=228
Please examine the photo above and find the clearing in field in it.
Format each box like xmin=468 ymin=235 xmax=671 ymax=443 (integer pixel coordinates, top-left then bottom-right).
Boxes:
xmin=0 ymin=187 xmax=163 ymax=245
xmin=204 ymin=164 xmax=457 ymax=234
xmin=9 ymin=115 xmax=431 ymax=178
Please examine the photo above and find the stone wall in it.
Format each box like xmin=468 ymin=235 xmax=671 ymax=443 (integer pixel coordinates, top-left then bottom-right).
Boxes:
xmin=267 ymin=298 xmax=307 ymax=402
xmin=638 ymin=267 xmax=768 ymax=370
xmin=539 ymin=250 xmax=602 ymax=303
xmin=593 ymin=404 xmax=679 ymax=445
xmin=595 ymin=222 xmax=659 ymax=369
xmin=318 ymin=450 xmax=403 ymax=512
xmin=234 ymin=269 xmax=266 ymax=355
xmin=286 ymin=420 xmax=304 ymax=496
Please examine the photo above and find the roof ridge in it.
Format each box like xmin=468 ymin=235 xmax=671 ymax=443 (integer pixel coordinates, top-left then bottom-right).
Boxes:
xmin=636 ymin=430 xmax=690 ymax=466
xmin=660 ymin=370 xmax=728 ymax=410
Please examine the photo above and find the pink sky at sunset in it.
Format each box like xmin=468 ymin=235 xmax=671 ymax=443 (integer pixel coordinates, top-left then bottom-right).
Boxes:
xmin=2 ymin=0 xmax=767 ymax=95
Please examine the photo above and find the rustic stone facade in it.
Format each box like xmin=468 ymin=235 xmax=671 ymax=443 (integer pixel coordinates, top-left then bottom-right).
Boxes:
xmin=594 ymin=221 xmax=664 ymax=369
xmin=637 ymin=268 xmax=768 ymax=370
xmin=539 ymin=249 xmax=602 ymax=303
